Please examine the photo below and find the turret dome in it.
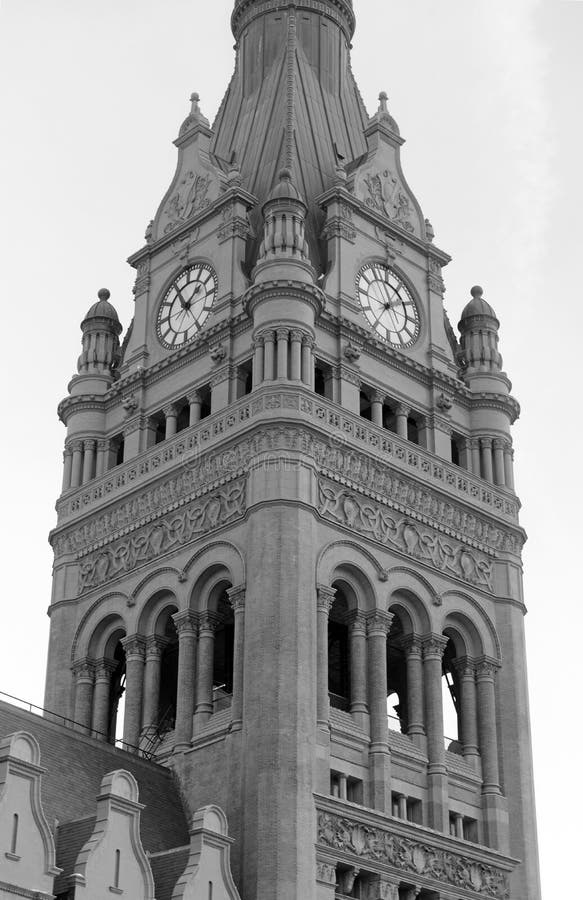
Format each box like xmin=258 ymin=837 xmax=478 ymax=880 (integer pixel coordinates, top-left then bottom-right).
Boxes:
xmin=83 ymin=288 xmax=120 ymax=326
xmin=265 ymin=169 xmax=305 ymax=205
xmin=459 ymin=285 xmax=498 ymax=324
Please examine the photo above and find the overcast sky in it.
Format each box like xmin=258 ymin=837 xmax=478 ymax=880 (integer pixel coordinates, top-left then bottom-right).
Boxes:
xmin=0 ymin=2 xmax=580 ymax=895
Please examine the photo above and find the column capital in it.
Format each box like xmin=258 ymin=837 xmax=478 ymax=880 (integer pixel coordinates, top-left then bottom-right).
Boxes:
xmin=145 ymin=635 xmax=169 ymax=658
xmin=198 ymin=610 xmax=222 ymax=634
xmin=345 ymin=609 xmax=367 ymax=633
xmin=71 ymin=657 xmax=95 ymax=681
xmin=452 ymin=655 xmax=478 ymax=678
xmin=121 ymin=634 xmax=146 ymax=660
xmin=276 ymin=327 xmax=289 ymax=340
xmin=316 ymin=584 xmax=337 ymax=613
xmin=94 ymin=657 xmax=118 ymax=680
xmin=476 ymin=655 xmax=501 ymax=680
xmin=400 ymin=634 xmax=424 ymax=658
xmin=163 ymin=403 xmax=178 ymax=417
xmin=70 ymin=439 xmax=84 ymax=452
xmin=366 ymin=609 xmax=393 ymax=637
xmin=493 ymin=437 xmax=505 ymax=450
xmin=227 ymin=584 xmax=246 ymax=612
xmin=187 ymin=389 xmax=202 ymax=404
xmin=468 ymin=437 xmax=480 ymax=449
xmin=480 ymin=436 xmax=493 ymax=448
xmin=62 ymin=447 xmax=72 ymax=460
xmin=371 ymin=390 xmax=385 ymax=404
xmin=97 ymin=438 xmax=110 ymax=451
xmin=302 ymin=334 xmax=315 ymax=348
xmin=290 ymin=328 xmax=305 ymax=342
xmin=172 ymin=609 xmax=199 ymax=636
xmin=395 ymin=403 xmax=410 ymax=416
xmin=252 ymin=334 xmax=265 ymax=348
xmin=421 ymin=633 xmax=449 ymax=660
xmin=83 ymin=438 xmax=96 ymax=450
xmin=262 ymin=329 xmax=276 ymax=344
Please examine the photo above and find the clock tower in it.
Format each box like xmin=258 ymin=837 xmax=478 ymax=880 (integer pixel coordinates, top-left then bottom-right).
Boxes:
xmin=45 ymin=2 xmax=541 ymax=899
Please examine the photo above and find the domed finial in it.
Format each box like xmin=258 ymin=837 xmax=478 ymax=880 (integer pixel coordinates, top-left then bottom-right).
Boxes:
xmin=97 ymin=288 xmax=111 ymax=301
xmin=470 ymin=285 xmax=484 ymax=299
xmin=190 ymin=92 xmax=200 ymax=112
xmin=378 ymin=91 xmax=389 ymax=113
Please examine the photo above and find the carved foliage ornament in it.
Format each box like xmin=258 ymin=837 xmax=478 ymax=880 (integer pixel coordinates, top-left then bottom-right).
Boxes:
xmin=77 ymin=479 xmax=246 ymax=594
xmin=318 ymin=479 xmax=493 ymax=591
xmin=316 ymin=811 xmax=509 ymax=899
xmin=363 ymin=169 xmax=414 ymax=233
xmin=163 ymin=170 xmax=212 ymax=235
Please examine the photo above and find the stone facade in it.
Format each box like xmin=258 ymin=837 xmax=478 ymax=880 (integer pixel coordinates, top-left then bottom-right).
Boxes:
xmin=2 ymin=2 xmax=542 ymax=899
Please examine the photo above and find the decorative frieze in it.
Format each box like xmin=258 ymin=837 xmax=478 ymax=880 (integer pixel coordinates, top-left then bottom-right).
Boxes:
xmin=77 ymin=479 xmax=246 ymax=594
xmin=316 ymin=810 xmax=510 ymax=899
xmin=318 ymin=479 xmax=494 ymax=591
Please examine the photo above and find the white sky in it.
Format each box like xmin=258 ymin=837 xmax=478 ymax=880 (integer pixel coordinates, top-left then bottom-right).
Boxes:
xmin=0 ymin=1 xmax=580 ymax=895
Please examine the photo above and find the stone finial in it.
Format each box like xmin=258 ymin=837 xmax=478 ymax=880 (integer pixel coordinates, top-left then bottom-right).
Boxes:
xmin=97 ymin=288 xmax=110 ymax=301
xmin=457 ymin=285 xmax=503 ymax=378
xmin=179 ymin=91 xmax=210 ymax=135
xmin=371 ymin=89 xmax=400 ymax=135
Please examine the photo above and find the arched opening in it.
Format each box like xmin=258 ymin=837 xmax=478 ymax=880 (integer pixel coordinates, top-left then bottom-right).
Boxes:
xmin=212 ymin=590 xmax=234 ymax=711
xmin=442 ymin=637 xmax=461 ymax=751
xmin=328 ymin=587 xmax=351 ymax=711
xmin=406 ymin=414 xmax=419 ymax=445
xmin=158 ymin=613 xmax=179 ymax=731
xmin=386 ymin=614 xmax=408 ymax=734
xmin=108 ymin=638 xmax=126 ymax=744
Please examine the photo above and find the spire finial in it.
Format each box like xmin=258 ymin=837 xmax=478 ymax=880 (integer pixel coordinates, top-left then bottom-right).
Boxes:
xmin=378 ymin=91 xmax=389 ymax=114
xmin=471 ymin=285 xmax=484 ymax=299
xmin=97 ymin=288 xmax=110 ymax=302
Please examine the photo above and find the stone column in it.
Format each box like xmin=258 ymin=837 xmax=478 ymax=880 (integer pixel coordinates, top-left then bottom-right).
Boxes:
xmin=367 ymin=610 xmax=393 ymax=812
xmin=252 ymin=336 xmax=264 ymax=387
xmin=503 ymin=441 xmax=515 ymax=491
xmin=395 ymin=404 xmax=409 ymax=439
xmin=371 ymin=392 xmax=383 ymax=427
xmin=81 ymin=439 xmax=96 ymax=484
xmin=367 ymin=875 xmax=401 ymax=900
xmin=401 ymin=635 xmax=425 ymax=748
xmin=228 ymin=585 xmax=246 ymax=732
xmin=263 ymin=330 xmax=275 ymax=381
xmin=316 ymin=585 xmax=336 ymax=728
xmin=453 ymin=812 xmax=464 ymax=839
xmin=493 ymin=439 xmax=506 ymax=486
xmin=142 ymin=636 xmax=167 ymax=731
xmin=338 ymin=772 xmax=348 ymax=800
xmin=454 ymin=656 xmax=480 ymax=770
xmin=164 ymin=404 xmax=178 ymax=439
xmin=398 ymin=793 xmax=408 ymax=819
xmin=423 ymin=634 xmax=449 ymax=832
xmin=195 ymin=612 xmax=219 ymax=730
xmin=276 ymin=328 xmax=289 ymax=379
xmin=62 ymin=447 xmax=73 ymax=492
xmin=173 ymin=610 xmax=198 ymax=749
xmin=301 ymin=335 xmax=314 ymax=387
xmin=121 ymin=635 xmax=146 ymax=751
xmin=70 ymin=440 xmax=84 ymax=488
xmin=72 ymin=659 xmax=94 ymax=734
xmin=95 ymin=439 xmax=109 ymax=477
xmin=347 ymin=611 xmax=368 ymax=729
xmin=476 ymin=657 xmax=506 ymax=849
xmin=469 ymin=438 xmax=481 ymax=476
xmin=290 ymin=329 xmax=303 ymax=381
xmin=460 ymin=437 xmax=472 ymax=472
xmin=188 ymin=391 xmax=202 ymax=426
xmin=92 ymin=658 xmax=116 ymax=740
xmin=480 ymin=437 xmax=494 ymax=483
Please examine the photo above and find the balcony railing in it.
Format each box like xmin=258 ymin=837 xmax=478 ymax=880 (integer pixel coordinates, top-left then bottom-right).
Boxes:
xmin=315 ymin=793 xmax=516 ymax=899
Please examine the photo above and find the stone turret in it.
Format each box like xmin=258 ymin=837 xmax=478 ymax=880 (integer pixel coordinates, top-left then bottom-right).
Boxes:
xmin=457 ymin=285 xmax=504 ymax=382
xmin=76 ymin=288 xmax=122 ymax=383
xmin=252 ymin=169 xmax=314 ymax=285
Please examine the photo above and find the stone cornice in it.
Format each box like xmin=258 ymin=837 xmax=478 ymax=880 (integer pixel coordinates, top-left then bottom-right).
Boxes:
xmin=242 ymin=279 xmax=325 ymax=319
xmin=232 ymin=0 xmax=356 ymax=42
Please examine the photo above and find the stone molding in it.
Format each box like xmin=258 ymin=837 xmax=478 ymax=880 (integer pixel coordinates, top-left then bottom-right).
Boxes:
xmin=76 ymin=479 xmax=246 ymax=595
xmin=53 ymin=393 xmax=521 ymax=560
xmin=315 ymin=805 xmax=514 ymax=899
xmin=318 ymin=478 xmax=495 ymax=592
xmin=366 ymin=610 xmax=393 ymax=636
xmin=227 ymin=584 xmax=246 ymax=612
xmin=316 ymin=583 xmax=337 ymax=613
xmin=173 ymin=609 xmax=199 ymax=636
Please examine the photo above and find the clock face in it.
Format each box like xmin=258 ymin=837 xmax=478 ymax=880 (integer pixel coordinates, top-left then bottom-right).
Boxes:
xmin=357 ymin=264 xmax=420 ymax=348
xmin=157 ymin=264 xmax=217 ymax=349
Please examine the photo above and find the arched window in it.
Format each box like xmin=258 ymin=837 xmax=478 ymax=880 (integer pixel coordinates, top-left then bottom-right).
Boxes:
xmin=158 ymin=614 xmax=179 ymax=730
xmin=442 ymin=638 xmax=461 ymax=751
xmin=213 ymin=592 xmax=234 ymax=711
xmin=328 ymin=588 xmax=351 ymax=711
xmin=386 ymin=615 xmax=408 ymax=733
xmin=109 ymin=640 xmax=126 ymax=744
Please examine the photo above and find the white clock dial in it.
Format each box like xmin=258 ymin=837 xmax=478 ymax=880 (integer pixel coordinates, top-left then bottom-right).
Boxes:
xmin=157 ymin=263 xmax=217 ymax=349
xmin=357 ymin=264 xmax=420 ymax=348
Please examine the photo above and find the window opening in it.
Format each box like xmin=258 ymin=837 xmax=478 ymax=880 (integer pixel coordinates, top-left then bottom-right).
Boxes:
xmin=109 ymin=641 xmax=126 ymax=744
xmin=176 ymin=399 xmax=190 ymax=433
xmin=114 ymin=849 xmax=121 ymax=888
xmin=10 ymin=813 xmax=18 ymax=854
xmin=359 ymin=390 xmax=372 ymax=421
